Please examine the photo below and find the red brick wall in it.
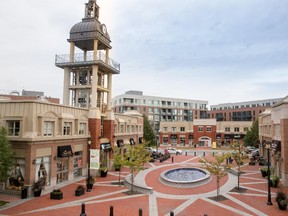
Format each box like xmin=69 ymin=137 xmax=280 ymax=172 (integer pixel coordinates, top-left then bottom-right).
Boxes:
xmin=89 ymin=118 xmax=101 ymax=149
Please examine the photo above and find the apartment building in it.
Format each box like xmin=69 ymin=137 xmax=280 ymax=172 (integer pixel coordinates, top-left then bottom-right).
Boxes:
xmin=259 ymin=96 xmax=288 ymax=186
xmin=112 ymin=90 xmax=209 ymax=132
xmin=159 ymin=119 xmax=252 ymax=147
xmin=208 ymin=98 xmax=282 ymax=122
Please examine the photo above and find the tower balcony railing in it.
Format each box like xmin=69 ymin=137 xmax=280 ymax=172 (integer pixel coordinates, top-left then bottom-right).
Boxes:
xmin=55 ymin=51 xmax=120 ymax=72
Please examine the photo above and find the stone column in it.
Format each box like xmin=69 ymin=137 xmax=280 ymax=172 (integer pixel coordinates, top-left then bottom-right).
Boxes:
xmin=63 ymin=67 xmax=70 ymax=105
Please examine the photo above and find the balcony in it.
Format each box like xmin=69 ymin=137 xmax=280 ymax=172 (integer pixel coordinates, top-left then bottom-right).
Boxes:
xmin=55 ymin=51 xmax=120 ymax=74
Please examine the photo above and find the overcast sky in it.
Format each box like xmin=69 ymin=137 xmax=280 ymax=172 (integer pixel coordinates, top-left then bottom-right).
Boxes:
xmin=1 ymin=0 xmax=288 ymax=106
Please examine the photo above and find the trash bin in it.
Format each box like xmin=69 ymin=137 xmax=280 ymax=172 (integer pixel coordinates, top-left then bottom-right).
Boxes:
xmin=21 ymin=186 xmax=28 ymax=199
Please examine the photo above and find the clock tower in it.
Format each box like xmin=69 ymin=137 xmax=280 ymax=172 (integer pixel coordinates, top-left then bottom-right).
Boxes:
xmin=55 ymin=0 xmax=120 ymax=158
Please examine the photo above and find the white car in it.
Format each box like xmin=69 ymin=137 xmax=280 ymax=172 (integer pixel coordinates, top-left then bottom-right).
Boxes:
xmin=166 ymin=148 xmax=183 ymax=155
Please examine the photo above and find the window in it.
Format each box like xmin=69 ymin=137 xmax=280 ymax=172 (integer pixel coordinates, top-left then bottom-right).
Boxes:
xmin=225 ymin=127 xmax=230 ymax=132
xmin=198 ymin=126 xmax=203 ymax=132
xmin=180 ymin=127 xmax=185 ymax=132
xmin=63 ymin=122 xmax=72 ymax=135
xmin=79 ymin=123 xmax=86 ymax=135
xmin=7 ymin=120 xmax=20 ymax=136
xmin=244 ymin=127 xmax=249 ymax=132
xmin=44 ymin=121 xmax=54 ymax=136
xmin=172 ymin=127 xmax=176 ymax=132
xmin=164 ymin=127 xmax=168 ymax=132
xmin=120 ymin=125 xmax=124 ymax=133
xmin=206 ymin=126 xmax=211 ymax=132
xmin=234 ymin=127 xmax=240 ymax=132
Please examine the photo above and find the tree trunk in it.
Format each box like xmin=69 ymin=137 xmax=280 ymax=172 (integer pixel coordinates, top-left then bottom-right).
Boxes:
xmin=217 ymin=177 xmax=220 ymax=198
xmin=131 ymin=171 xmax=134 ymax=194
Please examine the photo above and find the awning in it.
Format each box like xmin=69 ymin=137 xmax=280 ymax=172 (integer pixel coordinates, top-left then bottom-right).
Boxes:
xmin=57 ymin=145 xmax=73 ymax=157
xmin=100 ymin=143 xmax=112 ymax=152
xmin=117 ymin=140 xmax=124 ymax=147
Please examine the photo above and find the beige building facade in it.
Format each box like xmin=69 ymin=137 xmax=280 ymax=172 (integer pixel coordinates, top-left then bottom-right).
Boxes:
xmin=259 ymin=96 xmax=288 ymax=186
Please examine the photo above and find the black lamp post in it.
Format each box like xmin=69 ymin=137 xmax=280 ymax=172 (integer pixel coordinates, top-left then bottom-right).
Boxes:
xmin=87 ymin=137 xmax=92 ymax=192
xmin=266 ymin=142 xmax=272 ymax=205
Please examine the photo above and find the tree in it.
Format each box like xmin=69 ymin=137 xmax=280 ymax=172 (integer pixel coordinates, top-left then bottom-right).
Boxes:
xmin=143 ymin=114 xmax=156 ymax=147
xmin=200 ymin=152 xmax=230 ymax=199
xmin=113 ymin=147 xmax=123 ymax=185
xmin=122 ymin=142 xmax=151 ymax=194
xmin=243 ymin=119 xmax=259 ymax=147
xmin=0 ymin=127 xmax=14 ymax=182
xmin=231 ymin=141 xmax=246 ymax=189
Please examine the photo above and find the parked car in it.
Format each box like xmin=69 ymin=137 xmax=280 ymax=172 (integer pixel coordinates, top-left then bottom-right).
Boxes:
xmin=244 ymin=146 xmax=257 ymax=154
xmin=145 ymin=147 xmax=157 ymax=154
xmin=166 ymin=148 xmax=183 ymax=155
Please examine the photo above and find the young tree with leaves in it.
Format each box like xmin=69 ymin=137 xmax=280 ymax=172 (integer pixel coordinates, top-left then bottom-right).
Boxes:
xmin=0 ymin=127 xmax=14 ymax=183
xmin=243 ymin=119 xmax=259 ymax=147
xmin=122 ymin=142 xmax=151 ymax=194
xmin=200 ymin=152 xmax=230 ymax=199
xmin=231 ymin=141 xmax=246 ymax=189
xmin=143 ymin=114 xmax=157 ymax=147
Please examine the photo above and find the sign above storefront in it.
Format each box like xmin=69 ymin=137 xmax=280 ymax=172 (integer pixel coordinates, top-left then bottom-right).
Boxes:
xmin=57 ymin=145 xmax=73 ymax=157
xmin=100 ymin=143 xmax=112 ymax=152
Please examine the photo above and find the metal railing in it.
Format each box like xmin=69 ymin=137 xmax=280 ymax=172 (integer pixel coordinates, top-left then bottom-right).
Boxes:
xmin=55 ymin=51 xmax=120 ymax=72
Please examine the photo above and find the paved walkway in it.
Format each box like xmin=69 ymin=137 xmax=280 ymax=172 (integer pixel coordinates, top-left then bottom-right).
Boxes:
xmin=0 ymin=153 xmax=288 ymax=216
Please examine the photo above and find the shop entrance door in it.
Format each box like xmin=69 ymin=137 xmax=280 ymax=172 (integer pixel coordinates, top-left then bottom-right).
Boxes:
xmin=56 ymin=158 xmax=69 ymax=184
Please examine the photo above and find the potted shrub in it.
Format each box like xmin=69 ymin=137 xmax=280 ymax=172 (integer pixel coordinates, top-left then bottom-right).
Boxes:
xmin=260 ymin=167 xmax=268 ymax=178
xmin=100 ymin=166 xmax=108 ymax=177
xmin=270 ymin=175 xmax=280 ymax=188
xmin=75 ymin=185 xmax=85 ymax=196
xmin=86 ymin=176 xmax=95 ymax=190
xmin=50 ymin=189 xmax=63 ymax=200
xmin=275 ymin=191 xmax=288 ymax=210
xmin=32 ymin=181 xmax=43 ymax=197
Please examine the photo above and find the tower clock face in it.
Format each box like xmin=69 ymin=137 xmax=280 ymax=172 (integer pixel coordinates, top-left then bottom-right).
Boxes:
xmin=102 ymin=24 xmax=107 ymax=34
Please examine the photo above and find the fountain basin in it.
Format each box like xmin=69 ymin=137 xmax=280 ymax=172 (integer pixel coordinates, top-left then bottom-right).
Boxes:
xmin=160 ymin=167 xmax=211 ymax=188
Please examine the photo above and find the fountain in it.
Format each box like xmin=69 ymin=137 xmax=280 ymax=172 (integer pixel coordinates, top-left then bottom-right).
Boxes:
xmin=160 ymin=167 xmax=211 ymax=188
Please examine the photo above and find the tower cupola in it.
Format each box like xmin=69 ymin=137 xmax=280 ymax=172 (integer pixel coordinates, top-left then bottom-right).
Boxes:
xmin=68 ymin=0 xmax=111 ymax=51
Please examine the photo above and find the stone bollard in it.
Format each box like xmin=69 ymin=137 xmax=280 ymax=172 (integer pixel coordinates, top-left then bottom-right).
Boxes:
xmin=80 ymin=203 xmax=87 ymax=216
xmin=109 ymin=206 xmax=114 ymax=216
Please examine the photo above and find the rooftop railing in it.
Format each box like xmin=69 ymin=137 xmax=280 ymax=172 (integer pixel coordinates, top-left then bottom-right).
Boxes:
xmin=55 ymin=51 xmax=120 ymax=72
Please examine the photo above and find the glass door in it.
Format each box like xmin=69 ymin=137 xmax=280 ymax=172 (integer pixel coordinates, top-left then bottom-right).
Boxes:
xmin=56 ymin=158 xmax=69 ymax=184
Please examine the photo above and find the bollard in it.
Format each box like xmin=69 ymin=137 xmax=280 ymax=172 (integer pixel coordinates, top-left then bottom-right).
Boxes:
xmin=172 ymin=157 xmax=174 ymax=163
xmin=194 ymin=152 xmax=196 ymax=156
xmin=109 ymin=206 xmax=114 ymax=216
xmin=212 ymin=152 xmax=215 ymax=156
xmin=204 ymin=214 xmax=208 ymax=216
xmin=186 ymin=151 xmax=187 ymax=156
xmin=170 ymin=211 xmax=174 ymax=216
xmin=203 ymin=152 xmax=205 ymax=156
xmin=139 ymin=208 xmax=143 ymax=216
xmin=80 ymin=203 xmax=87 ymax=216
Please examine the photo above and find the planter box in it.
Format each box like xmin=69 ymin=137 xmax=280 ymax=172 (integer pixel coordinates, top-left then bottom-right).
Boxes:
xmin=34 ymin=190 xmax=42 ymax=197
xmin=50 ymin=192 xmax=63 ymax=200
xmin=86 ymin=184 xmax=93 ymax=190
xmin=75 ymin=188 xmax=85 ymax=196
xmin=100 ymin=170 xmax=108 ymax=177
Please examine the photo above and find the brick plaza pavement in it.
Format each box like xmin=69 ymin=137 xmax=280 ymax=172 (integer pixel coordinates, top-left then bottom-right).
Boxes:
xmin=0 ymin=151 xmax=288 ymax=216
